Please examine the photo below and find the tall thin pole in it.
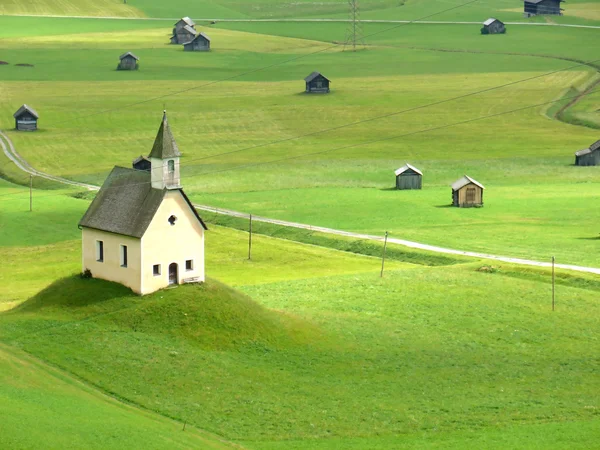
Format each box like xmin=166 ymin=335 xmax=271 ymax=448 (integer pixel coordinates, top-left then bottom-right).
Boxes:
xmin=29 ymin=174 xmax=33 ymax=212
xmin=380 ymin=231 xmax=388 ymax=277
xmin=552 ymin=256 xmax=555 ymax=311
xmin=248 ymin=214 xmax=253 ymax=260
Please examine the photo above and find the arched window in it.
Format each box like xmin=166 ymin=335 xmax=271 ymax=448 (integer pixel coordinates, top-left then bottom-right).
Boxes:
xmin=168 ymin=160 xmax=175 ymax=173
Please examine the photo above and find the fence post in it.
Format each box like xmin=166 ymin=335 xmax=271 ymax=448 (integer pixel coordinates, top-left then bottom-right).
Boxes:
xmin=248 ymin=214 xmax=253 ymax=260
xmin=380 ymin=231 xmax=388 ymax=278
xmin=552 ymin=256 xmax=555 ymax=311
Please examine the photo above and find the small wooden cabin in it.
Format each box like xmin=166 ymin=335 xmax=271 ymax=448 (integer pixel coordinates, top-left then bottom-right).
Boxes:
xmin=118 ymin=52 xmax=139 ymax=71
xmin=132 ymin=155 xmax=151 ymax=171
xmin=481 ymin=18 xmax=506 ymax=34
xmin=183 ymin=33 xmax=211 ymax=52
xmin=575 ymin=140 xmax=600 ymax=166
xmin=524 ymin=0 xmax=563 ymax=16
xmin=394 ymin=164 xmax=423 ymax=190
xmin=305 ymin=72 xmax=330 ymax=93
xmin=451 ymin=175 xmax=485 ymax=208
xmin=171 ymin=24 xmax=197 ymax=45
xmin=13 ymin=104 xmax=39 ymax=131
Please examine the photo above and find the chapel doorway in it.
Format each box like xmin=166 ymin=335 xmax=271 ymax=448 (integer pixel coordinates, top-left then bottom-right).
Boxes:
xmin=169 ymin=263 xmax=178 ymax=285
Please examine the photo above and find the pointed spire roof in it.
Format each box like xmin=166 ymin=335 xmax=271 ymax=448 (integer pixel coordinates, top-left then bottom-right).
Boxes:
xmin=148 ymin=111 xmax=181 ymax=159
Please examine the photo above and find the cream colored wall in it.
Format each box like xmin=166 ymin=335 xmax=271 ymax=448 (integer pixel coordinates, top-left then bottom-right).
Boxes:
xmin=140 ymin=190 xmax=205 ymax=295
xmin=81 ymin=228 xmax=142 ymax=293
xmin=457 ymin=184 xmax=483 ymax=206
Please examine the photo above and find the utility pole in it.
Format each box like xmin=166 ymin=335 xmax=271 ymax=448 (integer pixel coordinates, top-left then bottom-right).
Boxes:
xmin=380 ymin=231 xmax=388 ymax=277
xmin=248 ymin=214 xmax=253 ymax=260
xmin=29 ymin=174 xmax=33 ymax=212
xmin=344 ymin=0 xmax=365 ymax=52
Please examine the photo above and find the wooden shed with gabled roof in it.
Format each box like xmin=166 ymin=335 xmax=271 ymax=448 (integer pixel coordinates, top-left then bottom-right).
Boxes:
xmin=575 ymin=139 xmax=600 ymax=166
xmin=481 ymin=18 xmax=506 ymax=34
xmin=451 ymin=175 xmax=485 ymax=207
xmin=305 ymin=71 xmax=330 ymax=93
xmin=171 ymin=23 xmax=197 ymax=45
xmin=118 ymin=52 xmax=139 ymax=71
xmin=394 ymin=164 xmax=422 ymax=190
xmin=524 ymin=0 xmax=564 ymax=16
xmin=183 ymin=32 xmax=211 ymax=52
xmin=13 ymin=104 xmax=39 ymax=131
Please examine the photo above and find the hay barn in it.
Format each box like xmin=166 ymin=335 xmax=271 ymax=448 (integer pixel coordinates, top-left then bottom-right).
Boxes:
xmin=524 ymin=0 xmax=564 ymax=16
xmin=394 ymin=164 xmax=423 ymax=190
xmin=118 ymin=52 xmax=139 ymax=71
xmin=305 ymin=72 xmax=330 ymax=93
xmin=575 ymin=140 xmax=600 ymax=166
xmin=481 ymin=18 xmax=506 ymax=34
xmin=451 ymin=175 xmax=485 ymax=207
xmin=13 ymin=104 xmax=39 ymax=131
xmin=183 ymin=33 xmax=211 ymax=52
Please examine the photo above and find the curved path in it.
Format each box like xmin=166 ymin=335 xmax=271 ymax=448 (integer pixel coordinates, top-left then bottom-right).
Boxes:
xmin=5 ymin=14 xmax=600 ymax=29
xmin=2 ymin=130 xmax=599 ymax=275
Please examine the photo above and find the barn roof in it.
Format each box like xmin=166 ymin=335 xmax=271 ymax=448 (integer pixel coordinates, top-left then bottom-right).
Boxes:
xmin=182 ymin=25 xmax=197 ymax=35
xmin=575 ymin=148 xmax=592 ymax=156
xmin=79 ymin=167 xmax=207 ymax=237
xmin=451 ymin=175 xmax=485 ymax=191
xmin=524 ymin=0 xmax=563 ymax=3
xmin=13 ymin=104 xmax=39 ymax=119
xmin=119 ymin=51 xmax=139 ymax=61
xmin=589 ymin=139 xmax=600 ymax=151
xmin=483 ymin=18 xmax=501 ymax=26
xmin=148 ymin=112 xmax=181 ymax=159
xmin=182 ymin=32 xmax=211 ymax=45
xmin=305 ymin=71 xmax=330 ymax=82
xmin=177 ymin=17 xmax=196 ymax=27
xmin=394 ymin=163 xmax=423 ymax=176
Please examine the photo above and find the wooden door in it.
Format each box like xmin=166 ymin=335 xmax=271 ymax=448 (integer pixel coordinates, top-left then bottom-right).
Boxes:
xmin=169 ymin=263 xmax=178 ymax=285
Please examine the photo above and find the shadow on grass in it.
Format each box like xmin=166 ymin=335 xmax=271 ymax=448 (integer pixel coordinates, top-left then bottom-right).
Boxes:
xmin=435 ymin=204 xmax=454 ymax=208
xmin=575 ymin=236 xmax=600 ymax=240
xmin=12 ymin=275 xmax=132 ymax=314
xmin=379 ymin=187 xmax=399 ymax=191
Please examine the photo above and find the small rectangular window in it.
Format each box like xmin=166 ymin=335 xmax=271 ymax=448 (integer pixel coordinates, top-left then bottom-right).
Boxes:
xmin=185 ymin=260 xmax=193 ymax=271
xmin=96 ymin=240 xmax=104 ymax=262
xmin=120 ymin=245 xmax=128 ymax=268
xmin=153 ymin=264 xmax=161 ymax=276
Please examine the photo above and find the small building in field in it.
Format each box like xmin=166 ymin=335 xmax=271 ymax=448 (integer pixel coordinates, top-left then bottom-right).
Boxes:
xmin=451 ymin=175 xmax=485 ymax=207
xmin=481 ymin=18 xmax=506 ymax=34
xmin=79 ymin=112 xmax=208 ymax=295
xmin=183 ymin=32 xmax=211 ymax=52
xmin=394 ymin=164 xmax=423 ymax=190
xmin=118 ymin=52 xmax=139 ymax=71
xmin=13 ymin=104 xmax=39 ymax=131
xmin=171 ymin=24 xmax=197 ymax=45
xmin=305 ymin=71 xmax=330 ymax=93
xmin=524 ymin=0 xmax=564 ymax=16
xmin=171 ymin=17 xmax=196 ymax=44
xmin=575 ymin=140 xmax=600 ymax=166
xmin=132 ymin=155 xmax=151 ymax=171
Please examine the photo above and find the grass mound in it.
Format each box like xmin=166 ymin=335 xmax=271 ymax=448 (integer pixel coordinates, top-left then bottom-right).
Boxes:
xmin=8 ymin=275 xmax=320 ymax=350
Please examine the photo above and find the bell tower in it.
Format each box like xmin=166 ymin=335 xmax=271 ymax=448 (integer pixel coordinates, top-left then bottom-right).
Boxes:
xmin=149 ymin=111 xmax=182 ymax=190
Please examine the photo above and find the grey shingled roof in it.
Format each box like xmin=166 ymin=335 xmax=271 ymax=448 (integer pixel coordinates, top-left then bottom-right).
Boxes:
xmin=183 ymin=25 xmax=197 ymax=36
xmin=575 ymin=148 xmax=592 ymax=157
xmin=119 ymin=51 xmax=139 ymax=61
xmin=13 ymin=104 xmax=39 ymax=119
xmin=305 ymin=71 xmax=330 ymax=83
xmin=394 ymin=163 xmax=423 ymax=177
xmin=483 ymin=18 xmax=500 ymax=26
xmin=177 ymin=17 xmax=196 ymax=27
xmin=148 ymin=112 xmax=181 ymax=159
xmin=79 ymin=166 xmax=207 ymax=237
xmin=182 ymin=32 xmax=211 ymax=45
xmin=451 ymin=175 xmax=485 ymax=191
xmin=524 ymin=0 xmax=563 ymax=3
xmin=589 ymin=139 xmax=600 ymax=151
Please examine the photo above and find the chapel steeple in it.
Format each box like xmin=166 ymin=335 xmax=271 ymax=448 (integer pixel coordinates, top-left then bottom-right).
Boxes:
xmin=149 ymin=111 xmax=181 ymax=190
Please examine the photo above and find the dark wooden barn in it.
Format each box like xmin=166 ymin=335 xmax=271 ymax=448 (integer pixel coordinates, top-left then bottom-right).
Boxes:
xmin=305 ymin=72 xmax=330 ymax=93
xmin=394 ymin=164 xmax=423 ymax=190
xmin=183 ymin=32 xmax=211 ymax=52
xmin=118 ymin=52 xmax=139 ymax=71
xmin=171 ymin=21 xmax=198 ymax=44
xmin=132 ymin=155 xmax=151 ymax=171
xmin=13 ymin=104 xmax=39 ymax=131
xmin=451 ymin=175 xmax=485 ymax=208
xmin=575 ymin=140 xmax=600 ymax=166
xmin=481 ymin=18 xmax=506 ymax=34
xmin=524 ymin=0 xmax=564 ymax=16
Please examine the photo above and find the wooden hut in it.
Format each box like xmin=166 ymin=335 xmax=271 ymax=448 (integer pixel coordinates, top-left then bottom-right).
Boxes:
xmin=394 ymin=164 xmax=422 ymax=190
xmin=575 ymin=139 xmax=600 ymax=166
xmin=171 ymin=22 xmax=197 ymax=45
xmin=305 ymin=72 xmax=330 ymax=93
xmin=451 ymin=175 xmax=484 ymax=207
xmin=524 ymin=0 xmax=563 ymax=16
xmin=132 ymin=155 xmax=151 ymax=171
xmin=118 ymin=52 xmax=139 ymax=71
xmin=183 ymin=32 xmax=211 ymax=52
xmin=13 ymin=104 xmax=39 ymax=131
xmin=481 ymin=18 xmax=506 ymax=34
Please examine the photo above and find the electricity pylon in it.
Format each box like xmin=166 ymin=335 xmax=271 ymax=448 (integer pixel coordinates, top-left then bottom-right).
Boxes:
xmin=343 ymin=0 xmax=365 ymax=51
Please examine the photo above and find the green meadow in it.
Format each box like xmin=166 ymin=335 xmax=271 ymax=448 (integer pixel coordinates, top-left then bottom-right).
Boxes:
xmin=1 ymin=1 xmax=600 ymax=448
